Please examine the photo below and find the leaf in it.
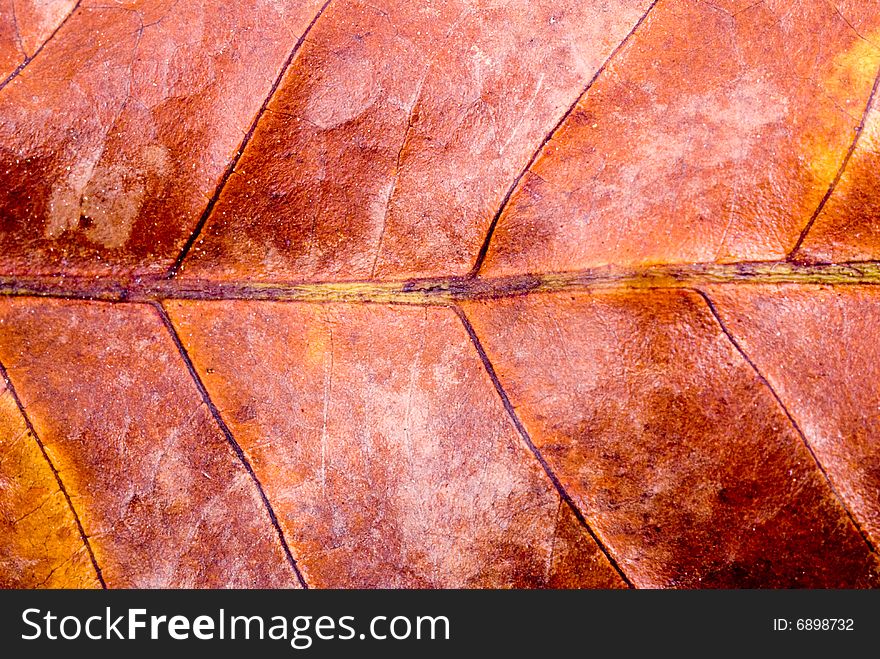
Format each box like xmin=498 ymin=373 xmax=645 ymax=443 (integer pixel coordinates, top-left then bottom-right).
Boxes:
xmin=1 ymin=0 xmax=879 ymax=588
xmin=0 ymin=0 xmax=77 ymax=83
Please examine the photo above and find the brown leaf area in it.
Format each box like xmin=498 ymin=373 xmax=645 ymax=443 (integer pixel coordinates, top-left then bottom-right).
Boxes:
xmin=1 ymin=0 xmax=879 ymax=589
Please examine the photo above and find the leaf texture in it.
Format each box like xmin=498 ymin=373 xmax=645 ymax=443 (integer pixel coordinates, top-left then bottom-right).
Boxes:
xmin=0 ymin=0 xmax=77 ymax=83
xmin=1 ymin=0 xmax=880 ymax=589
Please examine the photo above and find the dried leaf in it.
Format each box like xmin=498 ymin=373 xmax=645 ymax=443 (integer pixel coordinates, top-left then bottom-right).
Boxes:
xmin=1 ymin=0 xmax=879 ymax=588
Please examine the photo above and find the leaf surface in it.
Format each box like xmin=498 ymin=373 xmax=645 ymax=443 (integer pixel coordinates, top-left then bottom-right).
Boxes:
xmin=0 ymin=0 xmax=76 ymax=82
xmin=1 ymin=0 xmax=879 ymax=588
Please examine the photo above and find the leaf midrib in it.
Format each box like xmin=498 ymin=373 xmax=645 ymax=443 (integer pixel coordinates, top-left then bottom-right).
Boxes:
xmin=2 ymin=259 xmax=880 ymax=305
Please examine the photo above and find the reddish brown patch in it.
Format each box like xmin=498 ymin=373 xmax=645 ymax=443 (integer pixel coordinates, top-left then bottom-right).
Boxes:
xmin=166 ymin=300 xmax=625 ymax=588
xmin=179 ymin=0 xmax=655 ymax=282
xmin=462 ymin=290 xmax=878 ymax=587
xmin=0 ymin=0 xmax=326 ymax=276
xmin=481 ymin=0 xmax=880 ymax=276
xmin=708 ymin=284 xmax=880 ymax=548
xmin=0 ymin=298 xmax=299 ymax=587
